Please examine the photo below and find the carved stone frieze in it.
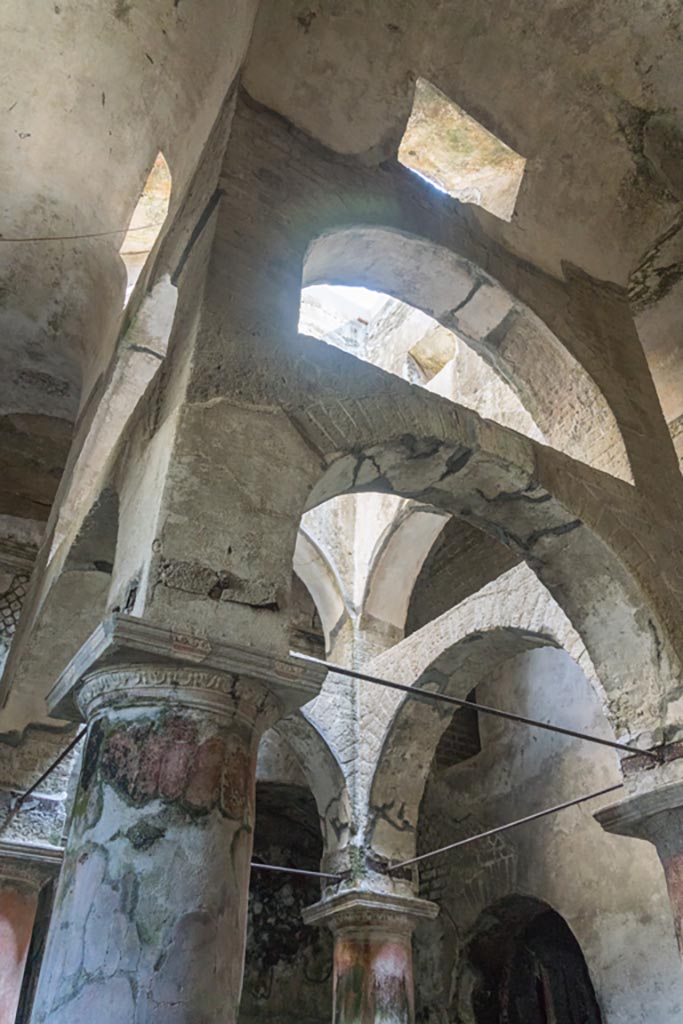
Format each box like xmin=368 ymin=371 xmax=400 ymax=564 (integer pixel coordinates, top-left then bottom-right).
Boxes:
xmin=77 ymin=665 xmax=281 ymax=727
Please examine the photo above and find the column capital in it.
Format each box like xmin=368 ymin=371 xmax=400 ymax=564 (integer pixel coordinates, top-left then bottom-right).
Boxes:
xmin=595 ymin=780 xmax=683 ymax=857
xmin=303 ymin=889 xmax=438 ymax=935
xmin=47 ymin=613 xmax=326 ymax=722
xmin=597 ymin=781 xmax=683 ymax=957
xmin=0 ymin=839 xmax=63 ymax=890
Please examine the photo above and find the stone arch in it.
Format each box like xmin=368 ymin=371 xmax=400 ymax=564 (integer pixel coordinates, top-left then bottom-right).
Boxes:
xmin=272 ymin=709 xmax=352 ymax=868
xmin=365 ymin=564 xmax=606 ymax=865
xmin=293 ymin=527 xmax=349 ymax=652
xmin=50 ymin=275 xmax=178 ymax=557
xmin=119 ymin=152 xmax=172 ymax=305
xmin=289 ymin=572 xmax=325 ymax=657
xmin=455 ymin=895 xmax=602 ymax=1024
xmin=303 ymin=226 xmax=633 ymax=482
xmin=291 ymin=363 xmax=680 ymax=744
xmin=360 ymin=501 xmax=449 ymax=636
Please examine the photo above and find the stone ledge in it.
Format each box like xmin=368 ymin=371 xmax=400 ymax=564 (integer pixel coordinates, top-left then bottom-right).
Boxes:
xmin=595 ymin=780 xmax=683 ymax=838
xmin=303 ymin=888 xmax=438 ymax=930
xmin=0 ymin=839 xmax=63 ymax=885
xmin=48 ymin=614 xmax=326 ymax=721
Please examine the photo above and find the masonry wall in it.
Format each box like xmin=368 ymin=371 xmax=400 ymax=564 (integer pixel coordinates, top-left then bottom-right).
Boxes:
xmin=414 ymin=647 xmax=683 ymax=1023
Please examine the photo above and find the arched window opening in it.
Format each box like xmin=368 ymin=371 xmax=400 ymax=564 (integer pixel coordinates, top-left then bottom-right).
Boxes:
xmin=398 ymin=78 xmax=526 ymax=222
xmin=303 ymin=228 xmax=634 ymax=481
xmin=299 ymin=284 xmax=543 ymax=443
xmin=119 ymin=152 xmax=172 ymax=306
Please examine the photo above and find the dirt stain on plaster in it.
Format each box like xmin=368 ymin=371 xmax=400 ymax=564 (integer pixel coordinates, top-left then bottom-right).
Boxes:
xmin=296 ymin=10 xmax=317 ymax=32
xmin=158 ymin=557 xmax=280 ymax=610
xmin=113 ymin=0 xmax=133 ymax=21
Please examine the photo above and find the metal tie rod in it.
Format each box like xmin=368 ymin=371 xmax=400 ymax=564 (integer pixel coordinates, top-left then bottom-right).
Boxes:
xmin=0 ymin=727 xmax=88 ymax=834
xmin=292 ymin=652 xmax=661 ymax=762
xmin=1 ymin=736 xmax=342 ymax=883
xmin=387 ymin=782 xmax=624 ymax=873
xmin=250 ymin=863 xmax=341 ymax=881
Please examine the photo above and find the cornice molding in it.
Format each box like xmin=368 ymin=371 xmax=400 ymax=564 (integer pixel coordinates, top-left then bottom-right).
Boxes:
xmin=48 ymin=614 xmax=326 ymax=722
xmin=303 ymin=889 xmax=438 ymax=933
xmin=595 ymin=780 xmax=683 ymax=839
xmin=0 ymin=840 xmax=63 ymax=886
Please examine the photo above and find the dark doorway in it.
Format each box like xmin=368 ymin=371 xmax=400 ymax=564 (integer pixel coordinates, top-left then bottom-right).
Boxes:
xmin=465 ymin=896 xmax=602 ymax=1024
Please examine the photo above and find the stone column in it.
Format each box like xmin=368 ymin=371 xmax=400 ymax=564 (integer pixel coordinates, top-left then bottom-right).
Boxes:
xmin=0 ymin=840 xmax=61 ymax=1024
xmin=29 ymin=615 xmax=323 ymax=1024
xmin=303 ymin=890 xmax=438 ymax=1024
xmin=596 ymin=780 xmax=683 ymax=957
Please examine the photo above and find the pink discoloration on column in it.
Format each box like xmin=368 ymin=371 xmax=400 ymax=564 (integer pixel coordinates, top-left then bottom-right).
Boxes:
xmin=29 ymin=667 xmax=280 ymax=1024
xmin=335 ymin=933 xmax=414 ymax=1024
xmin=596 ymin=782 xmax=683 ymax=965
xmin=305 ymin=891 xmax=438 ymax=1024
xmin=0 ymin=885 xmax=38 ymax=1024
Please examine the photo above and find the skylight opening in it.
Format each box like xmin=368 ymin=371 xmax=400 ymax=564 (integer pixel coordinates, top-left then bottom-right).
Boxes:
xmin=119 ymin=152 xmax=172 ymax=306
xmin=398 ymin=78 xmax=526 ymax=222
xmin=299 ymin=284 xmax=390 ymax=353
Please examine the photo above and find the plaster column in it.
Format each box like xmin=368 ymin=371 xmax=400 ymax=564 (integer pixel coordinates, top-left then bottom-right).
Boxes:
xmin=0 ymin=840 xmax=61 ymax=1024
xmin=596 ymin=780 xmax=683 ymax=958
xmin=303 ymin=891 xmax=438 ymax=1024
xmin=29 ymin=615 xmax=323 ymax=1024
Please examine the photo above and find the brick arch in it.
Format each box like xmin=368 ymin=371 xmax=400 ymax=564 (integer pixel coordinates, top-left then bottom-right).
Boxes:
xmin=303 ymin=226 xmax=633 ymax=483
xmin=364 ymin=565 xmax=605 ymax=866
xmin=405 ymin=515 xmax=520 ymax=635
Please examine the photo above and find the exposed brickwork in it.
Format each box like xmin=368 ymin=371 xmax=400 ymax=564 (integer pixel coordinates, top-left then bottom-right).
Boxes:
xmin=433 ymin=692 xmax=481 ymax=773
xmin=406 ymin=519 xmax=519 ymax=635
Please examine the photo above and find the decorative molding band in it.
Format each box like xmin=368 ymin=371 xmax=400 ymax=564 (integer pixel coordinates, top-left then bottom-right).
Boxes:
xmin=596 ymin=780 xmax=683 ymax=839
xmin=303 ymin=889 xmax=438 ymax=933
xmin=48 ymin=613 xmax=326 ymax=722
xmin=0 ymin=840 xmax=63 ymax=886
xmin=78 ymin=666 xmax=281 ymax=727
